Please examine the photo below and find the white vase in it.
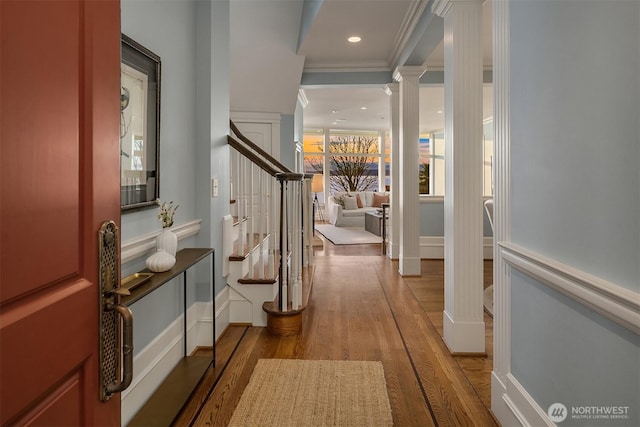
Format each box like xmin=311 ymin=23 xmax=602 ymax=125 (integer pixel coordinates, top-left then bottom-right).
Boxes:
xmin=157 ymin=228 xmax=177 ymax=257
xmin=146 ymin=249 xmax=176 ymax=272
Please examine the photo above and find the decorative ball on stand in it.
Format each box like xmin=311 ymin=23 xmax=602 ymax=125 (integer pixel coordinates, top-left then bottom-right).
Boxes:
xmin=146 ymin=249 xmax=176 ymax=272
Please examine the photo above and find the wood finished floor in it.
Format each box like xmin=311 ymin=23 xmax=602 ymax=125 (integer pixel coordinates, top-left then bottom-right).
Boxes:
xmin=175 ymin=237 xmax=497 ymax=426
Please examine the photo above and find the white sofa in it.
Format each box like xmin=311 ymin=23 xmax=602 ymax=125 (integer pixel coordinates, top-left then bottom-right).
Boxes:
xmin=327 ymin=191 xmax=389 ymax=227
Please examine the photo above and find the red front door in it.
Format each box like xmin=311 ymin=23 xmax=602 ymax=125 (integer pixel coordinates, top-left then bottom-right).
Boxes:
xmin=1 ymin=0 xmax=121 ymax=424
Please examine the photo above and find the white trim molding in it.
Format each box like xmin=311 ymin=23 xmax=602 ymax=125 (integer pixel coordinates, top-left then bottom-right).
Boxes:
xmin=230 ymin=111 xmax=281 ymax=123
xmin=500 ymin=374 xmax=553 ymax=427
xmin=500 ymin=242 xmax=640 ymax=335
xmin=297 ymin=89 xmax=309 ymax=109
xmin=121 ymin=219 xmax=202 ymax=264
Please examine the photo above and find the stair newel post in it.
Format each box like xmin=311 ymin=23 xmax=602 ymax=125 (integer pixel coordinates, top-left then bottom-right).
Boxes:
xmin=287 ymin=177 xmax=296 ymax=305
xmin=277 ymin=174 xmax=287 ymax=312
xmin=297 ymin=177 xmax=305 ymax=308
xmin=271 ymin=173 xmax=278 ymax=279
xmin=285 ymin=177 xmax=292 ymax=311
xmin=291 ymin=178 xmax=300 ymax=310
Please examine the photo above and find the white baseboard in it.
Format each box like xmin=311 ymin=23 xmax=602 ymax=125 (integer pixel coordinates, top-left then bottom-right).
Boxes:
xmin=215 ymin=286 xmax=231 ymax=341
xmin=502 ymin=373 xmax=553 ymax=426
xmin=492 ymin=373 xmax=525 ymax=426
xmin=420 ymin=236 xmax=494 ymax=259
xmin=121 ymin=287 xmax=231 ymax=426
xmin=492 ymin=371 xmax=555 ymax=427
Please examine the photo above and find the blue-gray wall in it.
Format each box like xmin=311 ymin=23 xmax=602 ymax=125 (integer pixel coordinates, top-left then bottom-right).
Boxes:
xmin=121 ymin=0 xmax=197 ymax=243
xmin=120 ymin=0 xmax=230 ymax=355
xmin=509 ymin=0 xmax=639 ymax=424
xmin=420 ymin=199 xmax=493 ymax=237
xmin=280 ymin=113 xmax=295 ymax=170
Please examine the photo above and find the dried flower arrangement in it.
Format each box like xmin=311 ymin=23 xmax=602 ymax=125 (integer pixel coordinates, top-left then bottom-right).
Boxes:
xmin=157 ymin=200 xmax=179 ymax=228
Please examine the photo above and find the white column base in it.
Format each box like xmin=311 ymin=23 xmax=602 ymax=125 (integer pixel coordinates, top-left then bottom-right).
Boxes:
xmin=443 ymin=309 xmax=485 ymax=353
xmin=399 ymin=256 xmax=421 ymax=276
xmin=388 ymin=242 xmax=399 ymax=259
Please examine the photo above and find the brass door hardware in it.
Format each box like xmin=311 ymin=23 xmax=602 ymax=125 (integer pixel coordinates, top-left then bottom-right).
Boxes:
xmin=98 ymin=220 xmax=134 ymax=401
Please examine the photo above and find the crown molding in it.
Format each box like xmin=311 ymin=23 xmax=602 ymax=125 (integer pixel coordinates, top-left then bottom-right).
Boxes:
xmin=388 ymin=0 xmax=431 ymax=66
xmin=302 ymin=61 xmax=391 ymax=73
xmin=432 ymin=0 xmax=484 ymax=17
xmin=393 ymin=65 xmax=427 ymax=82
xmin=297 ymin=89 xmax=309 ymax=108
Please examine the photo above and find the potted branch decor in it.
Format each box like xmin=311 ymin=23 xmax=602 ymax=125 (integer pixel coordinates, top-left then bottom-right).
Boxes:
xmin=145 ymin=200 xmax=179 ymax=272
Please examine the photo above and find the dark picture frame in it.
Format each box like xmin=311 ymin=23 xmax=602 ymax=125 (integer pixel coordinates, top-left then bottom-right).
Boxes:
xmin=120 ymin=34 xmax=161 ymax=212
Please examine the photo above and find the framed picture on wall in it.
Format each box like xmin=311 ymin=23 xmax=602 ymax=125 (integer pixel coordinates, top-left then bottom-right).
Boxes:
xmin=120 ymin=34 xmax=161 ymax=212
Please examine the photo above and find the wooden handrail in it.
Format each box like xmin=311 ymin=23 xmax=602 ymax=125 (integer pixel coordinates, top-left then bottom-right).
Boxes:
xmin=229 ymin=120 xmax=292 ymax=174
xmin=275 ymin=172 xmax=305 ymax=182
xmin=227 ymin=135 xmax=279 ymax=176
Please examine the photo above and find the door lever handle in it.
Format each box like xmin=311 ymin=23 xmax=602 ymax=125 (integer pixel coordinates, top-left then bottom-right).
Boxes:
xmin=109 ymin=287 xmax=131 ymax=297
xmin=105 ymin=303 xmax=133 ymax=395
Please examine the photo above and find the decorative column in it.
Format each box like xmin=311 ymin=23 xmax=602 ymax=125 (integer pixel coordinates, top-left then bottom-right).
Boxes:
xmin=491 ymin=0 xmax=513 ymax=416
xmin=433 ymin=0 xmax=485 ymax=353
xmin=393 ymin=67 xmax=425 ymax=276
xmin=384 ymin=83 xmax=400 ymax=260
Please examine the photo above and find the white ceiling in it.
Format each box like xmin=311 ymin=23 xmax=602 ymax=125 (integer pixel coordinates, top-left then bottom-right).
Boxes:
xmin=302 ymin=85 xmax=494 ymax=134
xmin=297 ymin=0 xmax=423 ymax=71
xmin=230 ymin=0 xmax=493 ymax=132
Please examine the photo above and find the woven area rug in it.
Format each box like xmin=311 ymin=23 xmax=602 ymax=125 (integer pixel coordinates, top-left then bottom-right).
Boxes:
xmin=228 ymin=359 xmax=393 ymax=427
xmin=315 ymin=224 xmax=382 ymax=245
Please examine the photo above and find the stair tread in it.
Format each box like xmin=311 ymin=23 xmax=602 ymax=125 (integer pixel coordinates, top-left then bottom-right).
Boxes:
xmin=263 ymin=264 xmax=315 ymax=316
xmin=238 ymin=249 xmax=280 ymax=284
xmin=229 ymin=232 xmax=269 ymax=260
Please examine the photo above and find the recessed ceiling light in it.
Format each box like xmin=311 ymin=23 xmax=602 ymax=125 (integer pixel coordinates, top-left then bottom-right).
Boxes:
xmin=347 ymin=36 xmax=361 ymax=43
xmin=331 ymin=109 xmax=338 ymax=114
xmin=436 ymin=110 xmax=444 ymax=114
xmin=360 ymin=106 xmax=368 ymax=110
xmin=335 ymin=118 xmax=347 ymax=122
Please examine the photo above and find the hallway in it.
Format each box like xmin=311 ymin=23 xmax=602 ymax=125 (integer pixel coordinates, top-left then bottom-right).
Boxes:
xmin=174 ymin=241 xmax=497 ymax=426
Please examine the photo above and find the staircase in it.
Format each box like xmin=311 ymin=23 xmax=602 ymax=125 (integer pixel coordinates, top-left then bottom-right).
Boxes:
xmin=225 ymin=121 xmax=315 ymax=335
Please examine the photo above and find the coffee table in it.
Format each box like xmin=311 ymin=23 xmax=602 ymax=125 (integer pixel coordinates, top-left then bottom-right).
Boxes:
xmin=365 ymin=211 xmax=384 ymax=236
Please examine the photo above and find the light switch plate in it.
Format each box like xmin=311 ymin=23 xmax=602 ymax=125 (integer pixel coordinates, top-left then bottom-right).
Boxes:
xmin=212 ymin=178 xmax=219 ymax=197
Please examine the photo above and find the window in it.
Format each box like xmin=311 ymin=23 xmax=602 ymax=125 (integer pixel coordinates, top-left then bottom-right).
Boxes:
xmin=419 ymin=122 xmax=492 ymax=197
xmin=419 ymin=132 xmax=445 ymax=196
xmin=305 ymin=123 xmax=493 ymax=199
xmin=303 ymin=129 xmax=385 ymax=197
xmin=483 ymin=119 xmax=494 ymax=196
xmin=328 ymin=130 xmax=380 ymax=193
